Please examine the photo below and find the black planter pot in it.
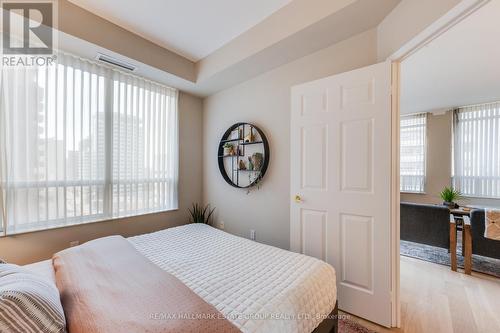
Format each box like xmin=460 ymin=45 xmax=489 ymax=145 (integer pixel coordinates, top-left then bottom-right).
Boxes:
xmin=443 ymin=201 xmax=458 ymax=209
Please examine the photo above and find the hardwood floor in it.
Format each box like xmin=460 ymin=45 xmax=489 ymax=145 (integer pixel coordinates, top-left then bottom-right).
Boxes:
xmin=342 ymin=256 xmax=500 ymax=333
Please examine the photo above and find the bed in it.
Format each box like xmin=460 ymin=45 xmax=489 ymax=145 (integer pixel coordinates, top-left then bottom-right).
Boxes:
xmin=25 ymin=224 xmax=337 ymax=333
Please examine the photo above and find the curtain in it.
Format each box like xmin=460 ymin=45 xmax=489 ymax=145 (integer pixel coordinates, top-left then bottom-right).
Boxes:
xmin=453 ymin=102 xmax=500 ymax=198
xmin=111 ymin=72 xmax=178 ymax=218
xmin=400 ymin=113 xmax=427 ymax=193
xmin=0 ymin=52 xmax=178 ymax=235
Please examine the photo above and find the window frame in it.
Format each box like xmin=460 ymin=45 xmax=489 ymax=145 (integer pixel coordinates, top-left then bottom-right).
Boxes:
xmin=399 ymin=113 xmax=427 ymax=194
xmin=452 ymin=103 xmax=500 ymax=199
xmin=0 ymin=53 xmax=179 ymax=236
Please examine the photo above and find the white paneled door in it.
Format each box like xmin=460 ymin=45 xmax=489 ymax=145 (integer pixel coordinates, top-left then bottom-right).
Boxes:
xmin=290 ymin=62 xmax=392 ymax=327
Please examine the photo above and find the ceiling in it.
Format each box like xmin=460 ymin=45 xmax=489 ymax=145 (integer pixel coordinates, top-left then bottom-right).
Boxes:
xmin=68 ymin=0 xmax=291 ymax=61
xmin=401 ymin=0 xmax=500 ymax=115
xmin=60 ymin=0 xmax=399 ymax=97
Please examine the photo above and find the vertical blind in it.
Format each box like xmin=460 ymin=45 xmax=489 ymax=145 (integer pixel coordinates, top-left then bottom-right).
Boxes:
xmin=453 ymin=102 xmax=500 ymax=198
xmin=400 ymin=113 xmax=427 ymax=193
xmin=0 ymin=52 xmax=178 ymax=235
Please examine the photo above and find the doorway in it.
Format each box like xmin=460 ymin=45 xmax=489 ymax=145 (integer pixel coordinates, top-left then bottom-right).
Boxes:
xmin=394 ymin=0 xmax=500 ymax=331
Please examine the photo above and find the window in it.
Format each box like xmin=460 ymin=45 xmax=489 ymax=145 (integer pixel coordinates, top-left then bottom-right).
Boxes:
xmin=0 ymin=52 xmax=178 ymax=235
xmin=400 ymin=113 xmax=427 ymax=193
xmin=452 ymin=102 xmax=500 ymax=198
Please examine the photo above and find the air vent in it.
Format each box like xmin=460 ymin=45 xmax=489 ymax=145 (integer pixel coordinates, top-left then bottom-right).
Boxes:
xmin=96 ymin=53 xmax=136 ymax=72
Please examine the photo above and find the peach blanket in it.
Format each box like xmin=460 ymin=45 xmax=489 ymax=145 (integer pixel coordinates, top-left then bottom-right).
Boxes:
xmin=53 ymin=236 xmax=239 ymax=333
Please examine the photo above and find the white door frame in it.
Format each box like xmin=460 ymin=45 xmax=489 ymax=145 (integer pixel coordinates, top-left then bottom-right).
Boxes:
xmin=388 ymin=0 xmax=491 ymax=327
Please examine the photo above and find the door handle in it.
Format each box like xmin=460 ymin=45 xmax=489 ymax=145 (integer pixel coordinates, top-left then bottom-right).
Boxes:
xmin=294 ymin=195 xmax=302 ymax=203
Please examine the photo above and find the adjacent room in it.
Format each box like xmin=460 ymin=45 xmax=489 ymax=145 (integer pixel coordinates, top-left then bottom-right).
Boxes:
xmin=0 ymin=1 xmax=499 ymax=333
xmin=398 ymin=1 xmax=500 ymax=331
xmin=399 ymin=0 xmax=500 ymax=276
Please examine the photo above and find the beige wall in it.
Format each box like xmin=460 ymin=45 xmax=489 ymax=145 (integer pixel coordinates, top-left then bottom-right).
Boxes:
xmin=202 ymin=30 xmax=378 ymax=250
xmin=0 ymin=92 xmax=203 ymax=265
xmin=400 ymin=111 xmax=500 ymax=208
xmin=401 ymin=112 xmax=453 ymax=204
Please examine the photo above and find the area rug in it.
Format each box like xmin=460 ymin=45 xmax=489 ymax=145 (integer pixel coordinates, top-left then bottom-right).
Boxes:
xmin=400 ymin=231 xmax=500 ymax=277
xmin=339 ymin=318 xmax=377 ymax=333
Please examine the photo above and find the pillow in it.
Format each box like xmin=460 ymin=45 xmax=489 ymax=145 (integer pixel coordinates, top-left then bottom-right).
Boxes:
xmin=0 ymin=263 xmax=66 ymax=333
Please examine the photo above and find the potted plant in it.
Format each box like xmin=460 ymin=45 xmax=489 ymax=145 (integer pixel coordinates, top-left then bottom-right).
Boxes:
xmin=439 ymin=187 xmax=462 ymax=208
xmin=223 ymin=143 xmax=234 ymax=156
xmin=188 ymin=203 xmax=215 ymax=225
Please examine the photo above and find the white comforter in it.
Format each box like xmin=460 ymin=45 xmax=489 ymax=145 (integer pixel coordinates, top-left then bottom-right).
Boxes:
xmin=129 ymin=224 xmax=336 ymax=333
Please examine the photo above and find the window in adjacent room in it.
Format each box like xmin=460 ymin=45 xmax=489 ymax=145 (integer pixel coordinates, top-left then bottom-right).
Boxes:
xmin=400 ymin=113 xmax=427 ymax=193
xmin=452 ymin=102 xmax=500 ymax=198
xmin=0 ymin=52 xmax=179 ymax=235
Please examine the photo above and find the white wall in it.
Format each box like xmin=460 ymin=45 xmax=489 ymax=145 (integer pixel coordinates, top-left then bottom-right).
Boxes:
xmin=202 ymin=30 xmax=378 ymax=250
xmin=0 ymin=92 xmax=203 ymax=265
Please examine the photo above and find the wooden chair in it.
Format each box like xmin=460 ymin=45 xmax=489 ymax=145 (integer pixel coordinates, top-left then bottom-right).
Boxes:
xmin=462 ymin=216 xmax=472 ymax=275
xmin=450 ymin=215 xmax=457 ymax=271
xmin=450 ymin=215 xmax=472 ymax=274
